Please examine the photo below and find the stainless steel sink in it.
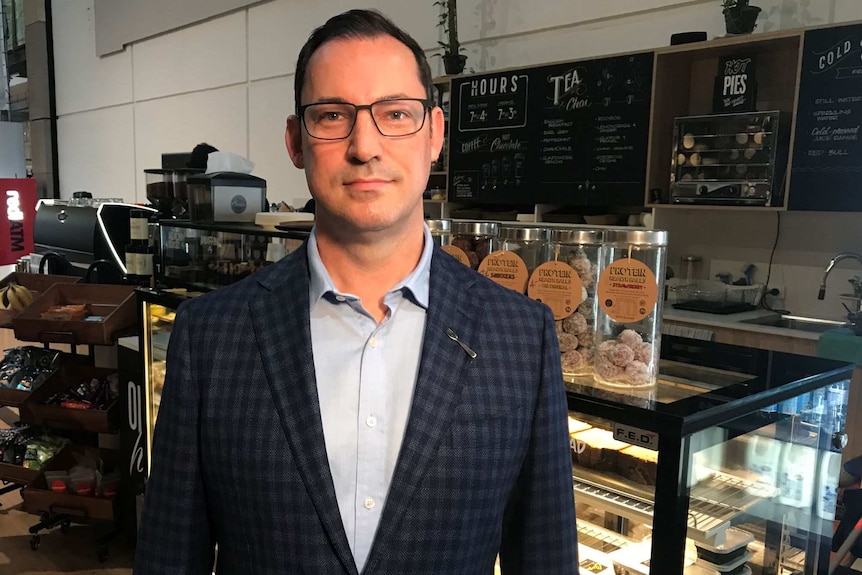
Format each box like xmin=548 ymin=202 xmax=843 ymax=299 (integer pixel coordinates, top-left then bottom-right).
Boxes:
xmin=740 ymin=315 xmax=848 ymax=333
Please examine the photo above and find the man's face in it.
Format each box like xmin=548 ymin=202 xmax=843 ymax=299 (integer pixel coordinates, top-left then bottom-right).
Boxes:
xmin=286 ymin=35 xmax=444 ymax=237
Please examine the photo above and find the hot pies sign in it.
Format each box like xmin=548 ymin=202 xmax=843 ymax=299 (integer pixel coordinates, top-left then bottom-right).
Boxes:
xmin=0 ymin=179 xmax=36 ymax=266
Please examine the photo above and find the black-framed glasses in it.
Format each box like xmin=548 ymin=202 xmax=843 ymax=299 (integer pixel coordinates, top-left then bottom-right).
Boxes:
xmin=299 ymin=98 xmax=431 ymax=140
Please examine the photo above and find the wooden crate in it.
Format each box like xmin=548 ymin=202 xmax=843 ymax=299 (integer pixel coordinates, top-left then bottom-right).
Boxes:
xmin=0 ymin=272 xmax=80 ymax=328
xmin=12 ymin=284 xmax=137 ymax=345
xmin=22 ymin=365 xmax=118 ymax=433
xmin=21 ymin=445 xmax=118 ymax=521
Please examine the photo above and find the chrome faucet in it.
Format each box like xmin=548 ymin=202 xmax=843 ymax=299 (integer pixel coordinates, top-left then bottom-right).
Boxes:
xmin=818 ymin=252 xmax=862 ymax=300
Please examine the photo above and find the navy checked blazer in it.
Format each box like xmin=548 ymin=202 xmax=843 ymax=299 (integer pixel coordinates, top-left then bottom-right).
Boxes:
xmin=134 ymin=243 xmax=578 ymax=575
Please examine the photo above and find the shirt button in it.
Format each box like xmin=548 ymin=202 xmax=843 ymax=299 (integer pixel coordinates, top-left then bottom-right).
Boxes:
xmin=366 ymin=415 xmax=377 ymax=428
xmin=364 ymin=497 xmax=375 ymax=510
xmin=369 ymin=337 xmax=378 ymax=348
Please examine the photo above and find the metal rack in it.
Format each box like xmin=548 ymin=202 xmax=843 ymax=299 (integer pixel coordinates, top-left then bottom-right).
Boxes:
xmin=574 ymin=469 xmax=779 ymax=545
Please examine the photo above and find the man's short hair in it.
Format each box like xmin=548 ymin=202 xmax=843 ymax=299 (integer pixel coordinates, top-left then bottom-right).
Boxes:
xmin=293 ymin=9 xmax=434 ymax=114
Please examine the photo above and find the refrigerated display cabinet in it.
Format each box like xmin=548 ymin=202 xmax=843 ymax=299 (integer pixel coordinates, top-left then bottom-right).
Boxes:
xmin=128 ymin=221 xmax=311 ymax=481
xmin=567 ymin=336 xmax=852 ymax=575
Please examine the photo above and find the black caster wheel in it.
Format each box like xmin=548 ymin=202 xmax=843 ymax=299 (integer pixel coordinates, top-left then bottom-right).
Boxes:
xmin=60 ymin=520 xmax=71 ymax=534
xmin=97 ymin=546 xmax=109 ymax=563
xmin=30 ymin=534 xmax=40 ymax=551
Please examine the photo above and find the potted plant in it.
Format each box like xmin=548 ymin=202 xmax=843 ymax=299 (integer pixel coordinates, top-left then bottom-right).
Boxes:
xmin=435 ymin=0 xmax=467 ymax=75
xmin=722 ymin=0 xmax=762 ymax=35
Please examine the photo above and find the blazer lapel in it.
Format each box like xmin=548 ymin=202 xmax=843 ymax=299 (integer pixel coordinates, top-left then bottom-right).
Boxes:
xmin=248 ymin=247 xmax=358 ymax=575
xmin=363 ymin=249 xmax=485 ymax=573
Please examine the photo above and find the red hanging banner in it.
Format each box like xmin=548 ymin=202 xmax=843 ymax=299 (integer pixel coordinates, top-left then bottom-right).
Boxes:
xmin=0 ymin=179 xmax=37 ymax=265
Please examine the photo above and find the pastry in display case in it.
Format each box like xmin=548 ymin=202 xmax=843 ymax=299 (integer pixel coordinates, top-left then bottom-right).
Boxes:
xmin=567 ymin=335 xmax=852 ymax=574
xmin=669 ymin=111 xmax=790 ymax=206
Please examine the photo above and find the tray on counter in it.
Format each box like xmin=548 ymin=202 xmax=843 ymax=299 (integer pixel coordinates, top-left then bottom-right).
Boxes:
xmin=0 ymin=461 xmax=39 ymax=484
xmin=21 ymin=365 xmax=119 ymax=433
xmin=0 ymin=272 xmax=80 ymax=328
xmin=12 ymin=284 xmax=137 ymax=345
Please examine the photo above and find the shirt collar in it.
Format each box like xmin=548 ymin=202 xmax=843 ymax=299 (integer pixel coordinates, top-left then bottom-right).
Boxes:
xmin=307 ymin=224 xmax=433 ymax=310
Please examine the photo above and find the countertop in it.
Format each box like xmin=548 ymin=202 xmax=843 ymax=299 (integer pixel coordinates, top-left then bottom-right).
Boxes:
xmin=662 ymin=307 xmax=827 ymax=341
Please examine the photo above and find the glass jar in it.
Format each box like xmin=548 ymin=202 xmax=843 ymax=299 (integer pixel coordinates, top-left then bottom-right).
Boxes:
xmin=535 ymin=229 xmax=601 ymax=379
xmin=498 ymin=225 xmax=550 ymax=275
xmin=446 ymin=221 xmax=499 ymax=270
xmin=479 ymin=225 xmax=549 ymax=294
xmin=594 ymin=229 xmax=668 ymax=388
xmin=426 ymin=219 xmax=452 ymax=247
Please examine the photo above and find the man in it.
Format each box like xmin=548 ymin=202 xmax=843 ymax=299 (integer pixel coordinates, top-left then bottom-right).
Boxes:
xmin=135 ymin=9 xmax=576 ymax=575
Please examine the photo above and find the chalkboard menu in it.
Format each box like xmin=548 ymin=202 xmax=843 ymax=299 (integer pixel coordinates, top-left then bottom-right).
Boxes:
xmin=448 ymin=52 xmax=653 ymax=206
xmin=790 ymin=24 xmax=862 ymax=211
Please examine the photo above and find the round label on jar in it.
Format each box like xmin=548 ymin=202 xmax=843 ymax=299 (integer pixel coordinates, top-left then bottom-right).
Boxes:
xmin=478 ymin=250 xmax=529 ymax=293
xmin=597 ymin=258 xmax=658 ymax=323
xmin=442 ymin=244 xmax=472 ymax=267
xmin=527 ymin=261 xmax=584 ymax=320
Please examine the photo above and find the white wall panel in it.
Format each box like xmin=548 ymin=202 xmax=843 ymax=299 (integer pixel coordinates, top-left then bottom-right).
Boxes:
xmin=132 ymin=11 xmax=247 ymax=101
xmin=133 ymin=85 xmax=248 ymax=201
xmin=52 ymin=0 xmax=133 ymax=115
xmin=462 ymin=4 xmax=723 ymax=74
xmin=57 ymin=106 xmax=136 ymax=201
xmin=248 ymin=76 xmax=311 ymax=205
xmin=458 ymin=0 xmax=700 ymax=42
xmin=248 ymin=0 xmax=364 ymax=81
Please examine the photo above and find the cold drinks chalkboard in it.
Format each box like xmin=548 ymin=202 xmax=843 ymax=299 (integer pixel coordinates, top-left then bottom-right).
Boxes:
xmin=448 ymin=52 xmax=653 ymax=206
xmin=790 ymin=24 xmax=862 ymax=211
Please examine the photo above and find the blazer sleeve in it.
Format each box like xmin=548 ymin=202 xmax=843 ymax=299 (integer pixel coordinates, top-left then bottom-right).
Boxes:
xmin=134 ymin=304 xmax=215 ymax=574
xmin=499 ymin=305 xmax=578 ymax=574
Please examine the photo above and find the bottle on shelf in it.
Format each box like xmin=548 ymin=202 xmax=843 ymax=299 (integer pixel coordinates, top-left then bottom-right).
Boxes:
xmin=126 ymin=209 xmax=153 ymax=287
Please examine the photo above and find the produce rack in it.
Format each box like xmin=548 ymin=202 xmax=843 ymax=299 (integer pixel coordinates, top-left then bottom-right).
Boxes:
xmin=0 ymin=278 xmax=136 ymax=562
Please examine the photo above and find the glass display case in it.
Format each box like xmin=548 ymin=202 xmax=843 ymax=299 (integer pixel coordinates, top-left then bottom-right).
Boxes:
xmin=157 ymin=219 xmax=311 ymax=292
xmin=135 ymin=221 xmax=311 ymax=474
xmin=567 ymin=336 xmax=852 ymax=575
xmin=669 ymin=111 xmax=790 ymax=206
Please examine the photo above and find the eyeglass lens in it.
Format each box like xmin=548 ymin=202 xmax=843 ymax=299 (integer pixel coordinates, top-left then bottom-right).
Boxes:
xmin=303 ymin=99 xmax=427 ymax=139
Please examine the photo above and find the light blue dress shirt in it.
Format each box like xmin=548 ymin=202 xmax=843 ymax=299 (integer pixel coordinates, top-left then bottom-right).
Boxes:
xmin=307 ymin=226 xmax=432 ymax=571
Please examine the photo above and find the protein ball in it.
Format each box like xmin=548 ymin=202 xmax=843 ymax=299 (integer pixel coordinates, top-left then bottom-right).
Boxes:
xmin=555 ymin=320 xmax=565 ymax=337
xmin=557 ymin=332 xmax=579 ymax=352
xmin=578 ymin=335 xmax=594 ymax=349
xmin=618 ymin=329 xmax=643 ymax=349
xmin=475 ymin=240 xmax=491 ymax=263
xmin=561 ymin=350 xmax=585 ymax=372
xmin=625 ymin=360 xmax=651 ymax=386
xmin=562 ymin=312 xmax=588 ymax=336
xmin=597 ymin=359 xmax=623 ymax=380
xmin=609 ymin=343 xmax=635 ymax=367
xmin=634 ymin=341 xmax=653 ymax=364
xmin=578 ymin=297 xmax=595 ymax=317
xmin=467 ymin=251 xmax=480 ymax=269
xmin=579 ymin=347 xmax=595 ymax=365
xmin=451 ymin=237 xmax=471 ymax=253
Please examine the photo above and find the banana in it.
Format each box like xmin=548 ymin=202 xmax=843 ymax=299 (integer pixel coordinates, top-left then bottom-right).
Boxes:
xmin=0 ymin=282 xmax=35 ymax=312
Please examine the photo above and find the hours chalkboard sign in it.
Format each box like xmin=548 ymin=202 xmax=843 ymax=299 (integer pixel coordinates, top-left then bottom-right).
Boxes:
xmin=448 ymin=52 xmax=653 ymax=206
xmin=790 ymin=23 xmax=862 ymax=211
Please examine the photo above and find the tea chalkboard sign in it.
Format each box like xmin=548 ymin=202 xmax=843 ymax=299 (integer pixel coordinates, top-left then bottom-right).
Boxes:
xmin=790 ymin=23 xmax=862 ymax=211
xmin=448 ymin=52 xmax=653 ymax=206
